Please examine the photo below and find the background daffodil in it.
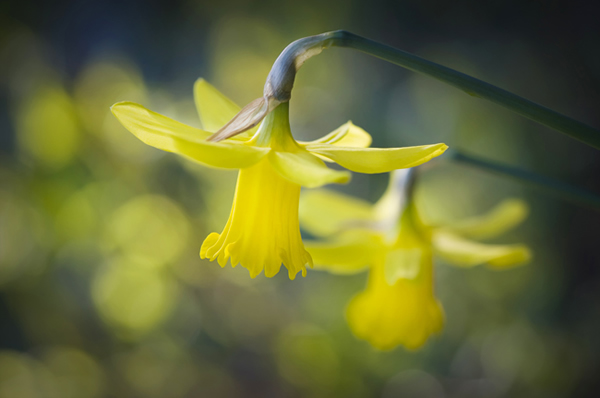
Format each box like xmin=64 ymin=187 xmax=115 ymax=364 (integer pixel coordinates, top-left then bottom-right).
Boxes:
xmin=111 ymin=80 xmax=448 ymax=279
xmin=300 ymin=170 xmax=532 ymax=349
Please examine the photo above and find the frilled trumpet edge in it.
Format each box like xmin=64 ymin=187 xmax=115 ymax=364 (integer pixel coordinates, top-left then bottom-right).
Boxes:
xmin=200 ymin=158 xmax=313 ymax=279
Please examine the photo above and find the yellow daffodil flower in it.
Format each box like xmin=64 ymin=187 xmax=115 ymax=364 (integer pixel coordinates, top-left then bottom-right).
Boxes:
xmin=299 ymin=170 xmax=531 ymax=349
xmin=111 ymin=80 xmax=448 ymax=279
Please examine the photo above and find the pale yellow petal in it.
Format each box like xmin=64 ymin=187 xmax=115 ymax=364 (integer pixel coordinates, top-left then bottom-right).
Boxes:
xmin=193 ymin=78 xmax=240 ymax=131
xmin=443 ymin=199 xmax=529 ymax=239
xmin=306 ymin=143 xmax=448 ymax=174
xmin=303 ymin=121 xmax=372 ymax=148
xmin=384 ymin=248 xmax=422 ymax=284
xmin=111 ymin=102 xmax=268 ymax=169
xmin=305 ymin=231 xmax=382 ymax=274
xmin=268 ymin=149 xmax=350 ymax=188
xmin=299 ymin=189 xmax=374 ymax=237
xmin=432 ymin=231 xmax=531 ymax=269
xmin=193 ymin=78 xmax=256 ymax=140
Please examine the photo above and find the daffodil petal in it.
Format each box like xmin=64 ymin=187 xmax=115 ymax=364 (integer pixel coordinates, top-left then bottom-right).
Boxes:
xmin=112 ymin=101 xmax=211 ymax=140
xmin=384 ymin=248 xmax=422 ymax=284
xmin=443 ymin=199 xmax=529 ymax=239
xmin=305 ymin=231 xmax=382 ymax=274
xmin=193 ymin=79 xmax=240 ymax=131
xmin=299 ymin=189 xmax=374 ymax=237
xmin=268 ymin=149 xmax=351 ymax=188
xmin=193 ymin=79 xmax=256 ymax=140
xmin=111 ymin=102 xmax=268 ymax=169
xmin=303 ymin=121 xmax=372 ymax=148
xmin=432 ymin=231 xmax=531 ymax=269
xmin=306 ymin=143 xmax=448 ymax=174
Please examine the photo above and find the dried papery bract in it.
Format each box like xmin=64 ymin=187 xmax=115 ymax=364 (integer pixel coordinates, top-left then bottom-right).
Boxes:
xmin=208 ymin=32 xmax=341 ymax=142
xmin=207 ymin=97 xmax=271 ymax=142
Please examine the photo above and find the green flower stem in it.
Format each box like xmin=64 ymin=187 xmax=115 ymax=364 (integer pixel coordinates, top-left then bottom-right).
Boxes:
xmin=450 ymin=150 xmax=600 ymax=210
xmin=267 ymin=31 xmax=600 ymax=149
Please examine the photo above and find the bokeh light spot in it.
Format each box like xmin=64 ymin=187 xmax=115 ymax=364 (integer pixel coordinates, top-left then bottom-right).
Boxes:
xmin=92 ymin=259 xmax=177 ymax=337
xmin=15 ymin=83 xmax=81 ymax=169
xmin=107 ymin=195 xmax=190 ymax=268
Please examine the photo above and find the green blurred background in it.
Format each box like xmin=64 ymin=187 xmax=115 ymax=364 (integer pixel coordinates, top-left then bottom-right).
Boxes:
xmin=1 ymin=0 xmax=599 ymax=397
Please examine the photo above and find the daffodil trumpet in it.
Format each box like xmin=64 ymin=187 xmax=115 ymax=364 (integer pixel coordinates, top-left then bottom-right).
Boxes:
xmin=112 ymin=79 xmax=447 ymax=279
xmin=300 ymin=169 xmax=531 ymax=349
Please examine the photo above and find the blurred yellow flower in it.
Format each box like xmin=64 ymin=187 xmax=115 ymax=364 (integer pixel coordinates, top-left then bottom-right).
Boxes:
xmin=300 ymin=171 xmax=531 ymax=350
xmin=111 ymin=80 xmax=448 ymax=279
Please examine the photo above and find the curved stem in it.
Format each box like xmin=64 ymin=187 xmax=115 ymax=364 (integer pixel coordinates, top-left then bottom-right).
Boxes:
xmin=450 ymin=150 xmax=600 ymax=210
xmin=266 ymin=30 xmax=600 ymax=149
